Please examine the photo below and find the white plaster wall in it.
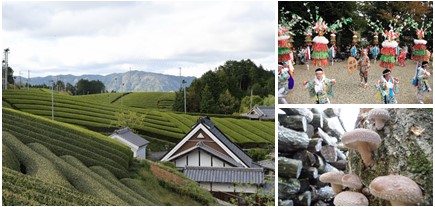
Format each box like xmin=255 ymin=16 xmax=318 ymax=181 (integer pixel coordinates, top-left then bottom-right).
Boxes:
xmin=189 ymin=150 xmax=200 ymax=166
xmin=199 ymin=182 xmax=211 ymax=191
xmin=212 ymin=183 xmax=235 ymax=192
xmin=212 ymin=157 xmax=225 ymax=167
xmin=200 ymin=151 xmax=212 ymax=166
xmin=175 ymin=155 xmax=187 ymax=168
xmin=136 ymin=147 xmax=146 ymax=160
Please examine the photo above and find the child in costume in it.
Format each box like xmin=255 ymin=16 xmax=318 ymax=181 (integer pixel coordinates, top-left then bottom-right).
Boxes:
xmin=376 ymin=69 xmax=399 ymax=104
xmin=278 ymin=63 xmax=290 ymax=96
xmin=303 ymin=68 xmax=336 ymax=104
xmin=414 ymin=61 xmax=431 ymax=104
xmin=358 ymin=49 xmax=370 ymax=88
xmin=373 ymin=45 xmax=379 ymax=63
xmin=397 ymin=47 xmax=406 ymax=67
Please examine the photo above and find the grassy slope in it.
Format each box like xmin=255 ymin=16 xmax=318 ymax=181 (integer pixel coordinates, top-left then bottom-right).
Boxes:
xmin=2 ymin=108 xmax=216 ymax=206
xmin=3 ymin=89 xmax=274 ymax=148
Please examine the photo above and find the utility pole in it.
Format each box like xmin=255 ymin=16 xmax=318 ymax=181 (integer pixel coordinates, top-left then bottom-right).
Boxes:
xmin=183 ymin=80 xmax=187 ymax=113
xmin=129 ymin=67 xmax=131 ymax=92
xmin=19 ymin=71 xmax=22 ymax=88
xmin=4 ymin=48 xmax=10 ymax=90
xmin=27 ymin=70 xmax=30 ymax=90
xmin=249 ymin=88 xmax=253 ymax=112
xmin=50 ymin=80 xmax=54 ymax=120
xmin=179 ymin=67 xmax=182 ymax=89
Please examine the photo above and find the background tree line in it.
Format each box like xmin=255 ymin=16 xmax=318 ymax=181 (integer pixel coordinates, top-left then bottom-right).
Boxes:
xmin=173 ymin=59 xmax=274 ymax=114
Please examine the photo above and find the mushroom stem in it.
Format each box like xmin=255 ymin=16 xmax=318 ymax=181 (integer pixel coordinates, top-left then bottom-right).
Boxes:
xmin=375 ymin=118 xmax=385 ymax=130
xmin=331 ymin=184 xmax=343 ymax=194
xmin=357 ymin=143 xmax=374 ymax=167
xmin=390 ymin=201 xmax=414 ymax=206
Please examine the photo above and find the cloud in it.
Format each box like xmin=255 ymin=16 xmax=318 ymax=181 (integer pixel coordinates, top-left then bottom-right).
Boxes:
xmin=2 ymin=1 xmax=274 ymax=78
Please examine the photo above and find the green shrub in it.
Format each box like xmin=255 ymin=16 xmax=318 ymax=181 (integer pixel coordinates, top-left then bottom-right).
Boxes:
xmin=28 ymin=143 xmax=127 ymax=205
xmin=62 ymin=155 xmax=152 ymax=205
xmin=3 ymin=167 xmax=110 ymax=206
xmin=246 ymin=148 xmax=269 ymax=162
xmin=120 ymin=178 xmax=162 ymax=205
xmin=2 ymin=144 xmax=21 ymax=172
xmin=2 ymin=132 xmax=72 ymax=188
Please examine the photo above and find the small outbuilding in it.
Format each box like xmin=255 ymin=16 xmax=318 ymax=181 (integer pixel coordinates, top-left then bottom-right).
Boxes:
xmin=109 ymin=127 xmax=149 ymax=159
xmin=242 ymin=106 xmax=275 ymax=120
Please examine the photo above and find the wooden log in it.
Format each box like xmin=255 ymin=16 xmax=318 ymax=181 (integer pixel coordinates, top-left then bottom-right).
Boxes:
xmin=311 ymin=108 xmax=322 ymax=114
xmin=296 ymin=191 xmax=312 ymax=206
xmin=300 ymin=167 xmax=319 ymax=181
xmin=321 ymin=112 xmax=332 ymax=132
xmin=317 ymin=186 xmax=335 ymax=202
xmin=278 ymin=126 xmax=310 ymax=152
xmin=306 ymin=124 xmax=315 ymax=138
xmin=280 ymin=200 xmax=294 ymax=206
xmin=311 ymin=114 xmax=324 ymax=129
xmin=317 ymin=128 xmax=337 ymax=146
xmin=292 ymin=150 xmax=317 ymax=167
xmin=318 ymin=163 xmax=339 ymax=174
xmin=298 ymin=178 xmax=311 ymax=193
xmin=324 ymin=108 xmax=341 ymax=117
xmin=278 ymin=157 xmax=303 ymax=179
xmin=335 ymin=148 xmax=347 ymax=161
xmin=279 ymin=115 xmax=307 ymax=132
xmin=320 ymin=145 xmax=337 ymax=163
xmin=328 ymin=160 xmax=347 ymax=171
xmin=307 ymin=138 xmax=322 ymax=152
xmin=327 ymin=128 xmax=342 ymax=139
xmin=278 ymin=179 xmax=301 ymax=198
xmin=281 ymin=108 xmax=314 ymax=123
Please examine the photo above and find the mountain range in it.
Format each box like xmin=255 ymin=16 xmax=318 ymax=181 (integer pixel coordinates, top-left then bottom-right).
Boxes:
xmin=17 ymin=70 xmax=196 ymax=92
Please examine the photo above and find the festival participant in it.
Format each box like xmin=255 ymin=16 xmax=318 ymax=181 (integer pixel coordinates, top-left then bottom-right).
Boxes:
xmin=373 ymin=44 xmax=380 ymax=63
xmin=358 ymin=49 xmax=370 ymax=88
xmin=329 ymin=45 xmax=335 ymax=65
xmin=376 ymin=69 xmax=399 ymax=104
xmin=278 ymin=63 xmax=290 ymax=96
xmin=398 ymin=47 xmax=406 ymax=67
xmin=303 ymin=68 xmax=336 ymax=104
xmin=414 ymin=61 xmax=431 ymax=104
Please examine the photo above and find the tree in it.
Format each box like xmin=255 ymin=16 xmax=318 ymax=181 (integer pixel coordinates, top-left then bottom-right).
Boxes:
xmin=239 ymin=95 xmax=263 ymax=113
xmin=76 ymin=79 xmax=105 ymax=95
xmin=200 ymin=84 xmax=218 ymax=114
xmin=218 ymin=89 xmax=238 ymax=114
xmin=262 ymin=95 xmax=275 ymax=106
xmin=110 ymin=110 xmax=145 ymax=133
xmin=350 ymin=108 xmax=432 ymax=205
xmin=66 ymin=83 xmax=76 ymax=95
xmin=172 ymin=88 xmax=184 ymax=112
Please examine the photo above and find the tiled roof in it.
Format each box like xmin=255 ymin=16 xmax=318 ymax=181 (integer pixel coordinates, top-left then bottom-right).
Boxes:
xmin=254 ymin=106 xmax=275 ymax=119
xmin=257 ymin=160 xmax=275 ymax=171
xmin=184 ymin=166 xmax=264 ymax=184
xmin=197 ymin=117 xmax=253 ymax=167
xmin=110 ymin=127 xmax=149 ymax=147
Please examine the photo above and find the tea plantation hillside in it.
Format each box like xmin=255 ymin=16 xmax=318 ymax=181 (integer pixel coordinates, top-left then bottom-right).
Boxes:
xmin=2 ymin=89 xmax=274 ymax=148
xmin=2 ymin=108 xmax=216 ymax=206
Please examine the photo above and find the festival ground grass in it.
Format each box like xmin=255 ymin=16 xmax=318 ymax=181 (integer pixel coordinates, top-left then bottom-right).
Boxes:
xmin=284 ymin=59 xmax=433 ymax=104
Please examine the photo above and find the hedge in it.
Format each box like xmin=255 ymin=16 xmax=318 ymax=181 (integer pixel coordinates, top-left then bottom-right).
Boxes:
xmin=2 ymin=167 xmax=110 ymax=206
xmin=3 ymin=123 xmax=129 ymax=178
xmin=90 ymin=165 xmax=154 ymax=205
xmin=3 ymin=108 xmax=131 ymax=159
xmin=62 ymin=155 xmax=152 ymax=205
xmin=2 ymin=131 xmax=73 ymax=188
xmin=120 ymin=178 xmax=163 ymax=205
xmin=2 ymin=144 xmax=21 ymax=172
xmin=28 ymin=143 xmax=127 ymax=205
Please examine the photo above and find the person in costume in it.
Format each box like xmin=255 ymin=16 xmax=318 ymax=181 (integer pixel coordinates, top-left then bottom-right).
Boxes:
xmin=373 ymin=44 xmax=379 ymax=63
xmin=376 ymin=69 xmax=399 ymax=104
xmin=415 ymin=61 xmax=431 ymax=104
xmin=351 ymin=44 xmax=357 ymax=57
xmin=358 ymin=49 xmax=370 ymax=88
xmin=303 ymin=68 xmax=336 ymax=104
xmin=398 ymin=47 xmax=406 ymax=67
xmin=329 ymin=45 xmax=335 ymax=65
xmin=278 ymin=63 xmax=290 ymax=96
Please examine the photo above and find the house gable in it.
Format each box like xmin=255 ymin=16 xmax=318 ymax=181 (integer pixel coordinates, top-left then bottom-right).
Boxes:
xmin=161 ymin=123 xmax=249 ymax=168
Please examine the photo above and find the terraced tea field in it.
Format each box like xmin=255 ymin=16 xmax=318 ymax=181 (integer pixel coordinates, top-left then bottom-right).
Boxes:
xmin=3 ymin=89 xmax=274 ymax=147
xmin=2 ymin=108 xmax=216 ymax=206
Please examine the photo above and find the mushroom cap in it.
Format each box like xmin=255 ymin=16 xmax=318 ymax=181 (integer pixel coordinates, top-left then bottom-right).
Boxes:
xmin=333 ymin=191 xmax=369 ymax=206
xmin=319 ymin=171 xmax=344 ymax=184
xmin=369 ymin=175 xmax=424 ymax=204
xmin=342 ymin=174 xmax=363 ymax=190
xmin=368 ymin=108 xmax=390 ymax=121
xmin=341 ymin=128 xmax=381 ymax=150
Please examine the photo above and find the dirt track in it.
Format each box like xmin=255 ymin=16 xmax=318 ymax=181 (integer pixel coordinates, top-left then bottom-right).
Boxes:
xmin=282 ymin=59 xmax=433 ymax=104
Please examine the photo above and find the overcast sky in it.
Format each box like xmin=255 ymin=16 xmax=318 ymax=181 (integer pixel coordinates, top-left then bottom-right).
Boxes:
xmin=2 ymin=1 xmax=275 ymax=78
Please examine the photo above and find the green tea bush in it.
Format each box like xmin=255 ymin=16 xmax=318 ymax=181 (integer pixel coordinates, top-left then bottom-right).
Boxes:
xmin=28 ymin=143 xmax=127 ymax=205
xmin=2 ymin=132 xmax=72 ymax=188
xmin=2 ymin=144 xmax=21 ymax=172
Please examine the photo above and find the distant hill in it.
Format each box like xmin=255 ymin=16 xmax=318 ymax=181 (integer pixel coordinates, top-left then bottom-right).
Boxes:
xmin=18 ymin=70 xmax=196 ymax=92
